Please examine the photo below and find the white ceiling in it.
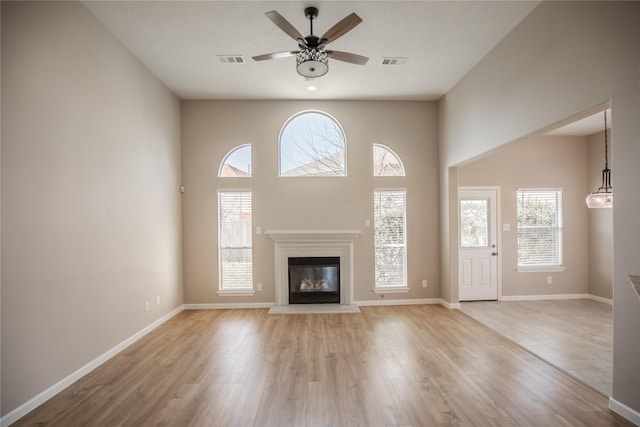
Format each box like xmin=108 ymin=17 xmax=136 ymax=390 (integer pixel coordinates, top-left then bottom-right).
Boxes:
xmin=82 ymin=1 xmax=606 ymax=136
xmin=82 ymin=1 xmax=540 ymax=101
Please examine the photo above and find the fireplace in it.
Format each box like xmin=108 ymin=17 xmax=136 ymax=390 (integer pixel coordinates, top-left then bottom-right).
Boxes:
xmin=288 ymin=257 xmax=340 ymax=304
xmin=265 ymin=229 xmax=361 ymax=306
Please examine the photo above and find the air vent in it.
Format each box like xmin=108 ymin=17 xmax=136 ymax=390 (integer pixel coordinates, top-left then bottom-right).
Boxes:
xmin=217 ymin=55 xmax=245 ymax=64
xmin=381 ymin=57 xmax=408 ymax=66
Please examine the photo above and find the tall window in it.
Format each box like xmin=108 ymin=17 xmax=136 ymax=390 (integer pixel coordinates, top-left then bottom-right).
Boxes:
xmin=219 ymin=145 xmax=251 ymax=177
xmin=516 ymin=189 xmax=563 ymax=269
xmin=279 ymin=111 xmax=346 ymax=177
xmin=218 ymin=191 xmax=253 ymax=291
xmin=374 ymin=190 xmax=407 ymax=288
xmin=373 ymin=144 xmax=405 ymax=176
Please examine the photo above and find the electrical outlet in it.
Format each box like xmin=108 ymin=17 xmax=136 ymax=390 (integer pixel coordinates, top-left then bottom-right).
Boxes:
xmin=547 ymin=276 xmax=553 ymax=284
xmin=257 ymin=283 xmax=262 ymax=291
xmin=156 ymin=296 xmax=160 ymax=306
xmin=422 ymin=279 xmax=427 ymax=288
xmin=145 ymin=301 xmax=150 ymax=312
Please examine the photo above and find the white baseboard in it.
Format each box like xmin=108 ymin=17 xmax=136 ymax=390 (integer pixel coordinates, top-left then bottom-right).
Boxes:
xmin=609 ymin=397 xmax=640 ymax=426
xmin=355 ymin=298 xmax=442 ymax=307
xmin=589 ymin=294 xmax=613 ymax=305
xmin=440 ymin=300 xmax=462 ymax=309
xmin=499 ymin=293 xmax=589 ymax=301
xmin=498 ymin=294 xmax=614 ymax=304
xmin=184 ymin=302 xmax=274 ymax=310
xmin=1 ymin=305 xmax=184 ymax=427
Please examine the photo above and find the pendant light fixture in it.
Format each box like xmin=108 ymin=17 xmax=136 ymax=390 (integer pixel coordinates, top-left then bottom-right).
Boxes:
xmin=586 ymin=111 xmax=613 ymax=208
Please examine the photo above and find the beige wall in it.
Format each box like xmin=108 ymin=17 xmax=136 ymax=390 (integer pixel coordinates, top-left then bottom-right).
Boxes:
xmin=458 ymin=136 xmax=589 ymax=297
xmin=587 ymin=130 xmax=614 ymax=300
xmin=1 ymin=1 xmax=183 ymax=416
xmin=439 ymin=0 xmax=640 ymax=417
xmin=181 ymin=100 xmax=440 ymax=305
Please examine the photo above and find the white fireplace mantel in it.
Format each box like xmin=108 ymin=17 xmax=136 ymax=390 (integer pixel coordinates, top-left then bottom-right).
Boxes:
xmin=266 ymin=230 xmax=362 ymax=306
xmin=265 ymin=230 xmax=362 ymax=241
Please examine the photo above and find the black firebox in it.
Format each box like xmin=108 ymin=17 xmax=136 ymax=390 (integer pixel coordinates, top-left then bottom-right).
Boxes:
xmin=288 ymin=257 xmax=340 ymax=304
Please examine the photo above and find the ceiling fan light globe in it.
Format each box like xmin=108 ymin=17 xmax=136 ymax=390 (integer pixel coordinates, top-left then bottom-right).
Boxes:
xmin=297 ymin=60 xmax=328 ymax=78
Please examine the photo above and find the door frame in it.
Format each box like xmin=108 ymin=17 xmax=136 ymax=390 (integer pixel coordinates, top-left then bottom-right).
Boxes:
xmin=458 ymin=186 xmax=502 ymax=301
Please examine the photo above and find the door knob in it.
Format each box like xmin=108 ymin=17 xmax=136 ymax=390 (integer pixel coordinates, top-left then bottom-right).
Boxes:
xmin=491 ymin=252 xmax=498 ymax=256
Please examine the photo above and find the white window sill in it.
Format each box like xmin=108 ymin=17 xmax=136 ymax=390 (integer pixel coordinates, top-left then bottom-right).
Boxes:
xmin=216 ymin=289 xmax=256 ymax=297
xmin=373 ymin=287 xmax=410 ymax=294
xmin=517 ymin=266 xmax=566 ymax=273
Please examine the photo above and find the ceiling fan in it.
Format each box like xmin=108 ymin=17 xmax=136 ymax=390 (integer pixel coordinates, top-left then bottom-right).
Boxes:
xmin=252 ymin=7 xmax=369 ymax=79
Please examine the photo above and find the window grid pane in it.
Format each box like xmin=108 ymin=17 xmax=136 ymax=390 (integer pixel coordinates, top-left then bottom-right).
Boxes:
xmin=280 ymin=112 xmax=346 ymax=177
xmin=517 ymin=190 xmax=563 ymax=267
xmin=219 ymin=145 xmax=251 ymax=177
xmin=374 ymin=190 xmax=407 ymax=287
xmin=373 ymin=144 xmax=405 ymax=176
xmin=218 ymin=192 xmax=253 ymax=290
xmin=460 ymin=199 xmax=489 ymax=248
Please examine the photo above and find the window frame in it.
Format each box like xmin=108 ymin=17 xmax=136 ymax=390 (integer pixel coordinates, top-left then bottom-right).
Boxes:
xmin=217 ymin=190 xmax=255 ymax=296
xmin=278 ymin=110 xmax=347 ymax=177
xmin=373 ymin=143 xmax=406 ymax=176
xmin=373 ymin=188 xmax=409 ymax=293
xmin=218 ymin=144 xmax=252 ymax=178
xmin=516 ymin=188 xmax=565 ymax=273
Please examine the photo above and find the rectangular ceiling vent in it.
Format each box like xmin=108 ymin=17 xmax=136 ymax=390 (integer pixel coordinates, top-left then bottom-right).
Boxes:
xmin=217 ymin=55 xmax=245 ymax=64
xmin=381 ymin=57 xmax=408 ymax=66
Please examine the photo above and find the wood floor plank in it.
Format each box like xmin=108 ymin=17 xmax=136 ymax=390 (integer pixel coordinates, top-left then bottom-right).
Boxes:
xmin=305 ymin=380 xmax=333 ymax=427
xmin=12 ymin=306 xmax=633 ymax=427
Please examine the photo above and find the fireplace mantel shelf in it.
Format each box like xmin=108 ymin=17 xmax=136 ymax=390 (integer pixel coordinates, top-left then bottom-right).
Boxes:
xmin=265 ymin=230 xmax=362 ymax=241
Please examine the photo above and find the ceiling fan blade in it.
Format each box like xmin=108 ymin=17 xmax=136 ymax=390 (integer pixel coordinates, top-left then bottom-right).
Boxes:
xmin=320 ymin=13 xmax=362 ymax=45
xmin=252 ymin=51 xmax=297 ymax=61
xmin=328 ymin=51 xmax=369 ymax=66
xmin=265 ymin=11 xmax=304 ymax=42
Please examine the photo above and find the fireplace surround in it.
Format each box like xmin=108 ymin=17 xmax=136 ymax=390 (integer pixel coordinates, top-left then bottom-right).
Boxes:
xmin=266 ymin=230 xmax=361 ymax=306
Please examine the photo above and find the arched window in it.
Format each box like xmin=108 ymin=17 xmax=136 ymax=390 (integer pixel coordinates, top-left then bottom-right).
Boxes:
xmin=373 ymin=144 xmax=405 ymax=176
xmin=279 ymin=111 xmax=346 ymax=177
xmin=219 ymin=144 xmax=251 ymax=177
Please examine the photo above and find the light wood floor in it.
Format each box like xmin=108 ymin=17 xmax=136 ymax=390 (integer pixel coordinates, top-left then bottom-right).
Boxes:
xmin=15 ymin=305 xmax=631 ymax=426
xmin=460 ymin=299 xmax=613 ymax=397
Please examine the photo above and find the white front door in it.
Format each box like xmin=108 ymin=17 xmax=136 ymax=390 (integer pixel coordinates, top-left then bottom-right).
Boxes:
xmin=458 ymin=188 xmax=499 ymax=301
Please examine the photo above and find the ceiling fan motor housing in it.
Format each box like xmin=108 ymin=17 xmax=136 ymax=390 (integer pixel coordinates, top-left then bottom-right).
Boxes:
xmin=304 ymin=7 xmax=319 ymax=21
